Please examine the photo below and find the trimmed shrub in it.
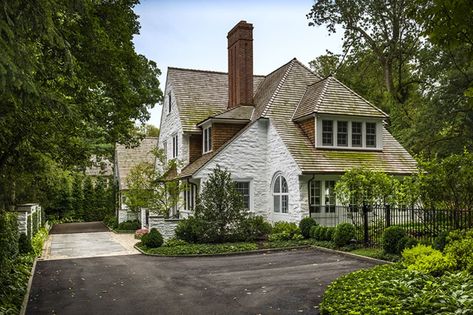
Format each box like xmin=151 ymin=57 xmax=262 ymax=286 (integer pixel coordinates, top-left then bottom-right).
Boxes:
xmin=175 ymin=216 xmax=206 ymax=243
xmin=402 ymin=244 xmax=456 ymax=276
xmin=333 ymin=223 xmax=356 ymax=247
xmin=237 ymin=215 xmax=272 ymax=241
xmin=444 ymin=230 xmax=473 ymax=273
xmin=117 ymin=219 xmax=140 ymax=231
xmin=309 ymin=225 xmax=318 ymax=239
xmin=18 ymin=233 xmax=33 ymax=254
xmin=382 ymin=226 xmax=407 ymax=254
xmin=269 ymin=222 xmax=302 ymax=241
xmin=312 ymin=226 xmax=324 ymax=241
xmin=299 ymin=217 xmax=317 ymax=239
xmin=324 ymin=227 xmax=336 ymax=241
xmin=141 ymin=228 xmax=163 ymax=248
xmin=398 ymin=236 xmax=418 ymax=254
xmin=31 ymin=228 xmax=49 ymax=256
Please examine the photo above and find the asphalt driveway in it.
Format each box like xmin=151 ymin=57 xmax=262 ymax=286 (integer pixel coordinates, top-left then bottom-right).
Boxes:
xmin=27 ymin=248 xmax=380 ymax=315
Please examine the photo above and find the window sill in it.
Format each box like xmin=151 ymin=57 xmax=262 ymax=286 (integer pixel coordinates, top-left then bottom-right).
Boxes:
xmin=316 ymin=146 xmax=382 ymax=152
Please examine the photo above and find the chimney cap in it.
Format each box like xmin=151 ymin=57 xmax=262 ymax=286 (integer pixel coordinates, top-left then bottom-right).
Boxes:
xmin=227 ymin=20 xmax=253 ymax=38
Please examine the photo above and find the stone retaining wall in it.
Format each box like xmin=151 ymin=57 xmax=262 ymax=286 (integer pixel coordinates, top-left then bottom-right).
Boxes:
xmin=149 ymin=216 xmax=180 ymax=240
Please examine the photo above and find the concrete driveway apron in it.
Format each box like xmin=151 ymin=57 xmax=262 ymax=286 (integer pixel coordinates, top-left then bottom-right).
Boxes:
xmin=43 ymin=222 xmax=138 ymax=260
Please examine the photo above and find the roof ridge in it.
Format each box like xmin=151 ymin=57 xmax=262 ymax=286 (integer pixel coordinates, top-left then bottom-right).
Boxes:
xmin=168 ymin=66 xmax=265 ymax=77
xmin=261 ymin=59 xmax=296 ymax=117
xmin=292 ymin=58 xmax=324 ymax=80
xmin=314 ymin=76 xmax=332 ymax=113
xmin=330 ymin=76 xmax=389 ymax=117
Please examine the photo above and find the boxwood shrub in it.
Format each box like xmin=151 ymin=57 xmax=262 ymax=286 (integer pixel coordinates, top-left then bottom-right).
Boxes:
xmin=299 ymin=217 xmax=317 ymax=239
xmin=381 ymin=226 xmax=407 ymax=254
xmin=333 ymin=223 xmax=355 ymax=247
xmin=141 ymin=228 xmax=163 ymax=248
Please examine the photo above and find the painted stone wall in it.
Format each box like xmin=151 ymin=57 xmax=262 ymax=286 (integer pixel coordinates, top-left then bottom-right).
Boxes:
xmin=194 ymin=120 xmax=269 ymax=218
xmin=158 ymin=83 xmax=187 ymax=169
xmin=267 ymin=122 xmax=304 ymax=223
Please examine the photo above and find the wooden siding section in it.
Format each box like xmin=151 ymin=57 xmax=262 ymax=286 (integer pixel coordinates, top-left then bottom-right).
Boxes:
xmin=189 ymin=134 xmax=203 ymax=163
xmin=212 ymin=123 xmax=247 ymax=152
xmin=298 ymin=118 xmax=315 ymax=146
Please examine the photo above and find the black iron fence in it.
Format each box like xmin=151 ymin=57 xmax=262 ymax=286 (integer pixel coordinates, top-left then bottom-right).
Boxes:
xmin=310 ymin=205 xmax=473 ymax=247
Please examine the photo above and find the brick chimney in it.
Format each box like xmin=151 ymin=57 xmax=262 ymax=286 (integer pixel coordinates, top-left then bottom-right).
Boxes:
xmin=227 ymin=21 xmax=254 ymax=109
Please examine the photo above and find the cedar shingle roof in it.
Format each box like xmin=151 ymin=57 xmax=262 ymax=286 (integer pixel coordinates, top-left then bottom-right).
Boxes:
xmin=115 ymin=137 xmax=157 ymax=190
xmin=265 ymin=60 xmax=416 ymax=174
xmin=293 ymin=76 xmax=388 ymax=120
xmin=171 ymin=59 xmax=416 ymax=177
xmin=167 ymin=67 xmax=264 ymax=133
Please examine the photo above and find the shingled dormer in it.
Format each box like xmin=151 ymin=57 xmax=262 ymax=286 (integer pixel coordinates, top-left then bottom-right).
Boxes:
xmin=294 ymin=76 xmax=388 ymax=151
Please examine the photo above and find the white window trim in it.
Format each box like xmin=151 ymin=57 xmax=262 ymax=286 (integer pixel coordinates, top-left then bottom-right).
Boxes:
xmin=234 ymin=179 xmax=253 ymax=211
xmin=167 ymin=93 xmax=172 ymax=115
xmin=308 ymin=176 xmax=339 ymax=214
xmin=172 ymin=134 xmax=178 ymax=159
xmin=203 ymin=125 xmax=212 ymax=154
xmin=272 ymin=173 xmax=289 ymax=214
xmin=316 ymin=115 xmax=383 ymax=150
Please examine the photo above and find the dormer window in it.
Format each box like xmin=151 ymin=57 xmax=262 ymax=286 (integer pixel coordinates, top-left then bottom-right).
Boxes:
xmin=337 ymin=121 xmax=348 ymax=146
xmin=317 ymin=116 xmax=381 ymax=150
xmin=366 ymin=122 xmax=377 ymax=148
xmin=322 ymin=120 xmax=333 ymax=146
xmin=352 ymin=122 xmax=362 ymax=147
xmin=203 ymin=126 xmax=212 ymax=153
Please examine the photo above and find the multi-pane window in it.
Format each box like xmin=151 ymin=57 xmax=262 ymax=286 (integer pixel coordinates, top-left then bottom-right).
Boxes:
xmin=203 ymin=126 xmax=212 ymax=153
xmin=168 ymin=93 xmax=172 ymax=114
xmin=172 ymin=134 xmax=178 ymax=158
xmin=351 ymin=122 xmax=362 ymax=147
xmin=322 ymin=120 xmax=333 ymax=146
xmin=184 ymin=184 xmax=197 ymax=211
xmin=309 ymin=180 xmax=321 ymax=213
xmin=325 ymin=180 xmax=336 ymax=213
xmin=309 ymin=180 xmax=336 ymax=214
xmin=235 ymin=181 xmax=250 ymax=209
xmin=319 ymin=119 xmax=379 ymax=149
xmin=273 ymin=174 xmax=289 ymax=213
xmin=337 ymin=121 xmax=348 ymax=146
xmin=366 ymin=122 xmax=377 ymax=147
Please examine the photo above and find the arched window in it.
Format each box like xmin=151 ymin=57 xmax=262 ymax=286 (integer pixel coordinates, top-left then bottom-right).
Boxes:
xmin=273 ymin=173 xmax=288 ymax=213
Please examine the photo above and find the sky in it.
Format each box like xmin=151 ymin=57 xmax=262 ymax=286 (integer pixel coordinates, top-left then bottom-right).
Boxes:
xmin=132 ymin=0 xmax=344 ymax=127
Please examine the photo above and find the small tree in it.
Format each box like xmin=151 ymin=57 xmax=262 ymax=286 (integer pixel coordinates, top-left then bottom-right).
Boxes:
xmin=335 ymin=166 xmax=399 ymax=206
xmin=82 ymin=176 xmax=94 ymax=221
xmin=124 ymin=148 xmax=183 ymax=216
xmin=194 ymin=165 xmax=247 ymax=243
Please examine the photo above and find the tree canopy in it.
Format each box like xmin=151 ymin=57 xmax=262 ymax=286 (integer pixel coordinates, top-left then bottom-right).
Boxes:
xmin=308 ymin=0 xmax=473 ymax=157
xmin=0 ymin=0 xmax=162 ymax=209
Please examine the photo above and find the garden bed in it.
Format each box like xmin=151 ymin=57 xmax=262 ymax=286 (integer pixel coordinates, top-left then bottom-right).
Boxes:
xmin=136 ymin=239 xmax=315 ymax=256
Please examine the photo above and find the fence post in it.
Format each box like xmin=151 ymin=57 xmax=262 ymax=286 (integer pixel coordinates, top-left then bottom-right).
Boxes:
xmin=363 ymin=204 xmax=369 ymax=246
xmin=385 ymin=204 xmax=391 ymax=228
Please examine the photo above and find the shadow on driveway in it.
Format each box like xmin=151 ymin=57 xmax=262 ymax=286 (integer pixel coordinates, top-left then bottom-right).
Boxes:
xmin=27 ymin=248 xmax=381 ymax=315
xmin=50 ymin=221 xmax=109 ymax=234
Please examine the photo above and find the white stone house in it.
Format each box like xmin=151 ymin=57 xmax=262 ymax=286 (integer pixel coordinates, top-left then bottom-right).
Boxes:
xmin=158 ymin=21 xmax=417 ymax=224
xmin=115 ymin=137 xmax=158 ymax=223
